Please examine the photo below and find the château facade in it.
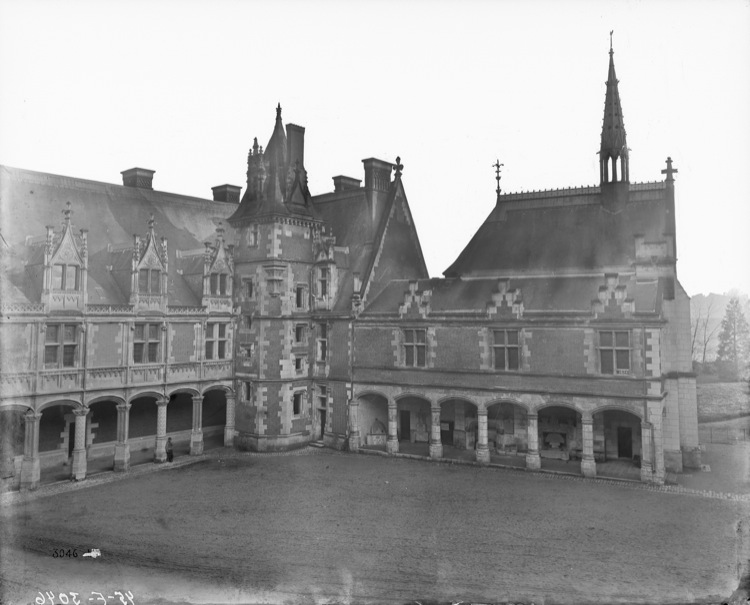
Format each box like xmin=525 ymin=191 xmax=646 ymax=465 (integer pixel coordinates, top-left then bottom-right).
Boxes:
xmin=0 ymin=44 xmax=700 ymax=490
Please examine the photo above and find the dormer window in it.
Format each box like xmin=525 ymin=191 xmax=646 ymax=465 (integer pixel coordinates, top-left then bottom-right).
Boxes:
xmin=139 ymin=268 xmax=162 ymax=294
xmin=52 ymin=264 xmax=80 ymax=290
xmin=319 ymin=268 xmax=329 ymax=297
xmin=210 ymin=272 xmax=228 ymax=296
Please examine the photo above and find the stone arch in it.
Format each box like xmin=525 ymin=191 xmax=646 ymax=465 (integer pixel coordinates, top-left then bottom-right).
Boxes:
xmin=128 ymin=390 xmax=165 ymax=404
xmin=0 ymin=401 xmax=34 ymax=414
xmin=438 ymin=397 xmax=479 ymax=450
xmin=37 ymin=398 xmax=83 ymax=413
xmin=593 ymin=406 xmax=643 ymax=462
xmin=0 ymin=407 xmax=29 ymax=476
xmin=200 ymin=387 xmax=227 ymax=431
xmin=166 ymin=386 xmax=200 ymax=399
xmin=535 ymin=401 xmax=584 ymax=416
xmin=395 ymin=394 xmax=432 ymax=443
xmin=485 ymin=397 xmax=530 ymax=413
xmin=486 ymin=400 xmax=528 ymax=453
xmin=85 ymin=394 xmax=127 ymax=407
xmin=357 ymin=391 xmax=389 ymax=449
xmin=201 ymin=383 xmax=234 ymax=396
xmin=436 ymin=395 xmax=479 ymax=409
xmin=591 ymin=403 xmax=643 ymax=421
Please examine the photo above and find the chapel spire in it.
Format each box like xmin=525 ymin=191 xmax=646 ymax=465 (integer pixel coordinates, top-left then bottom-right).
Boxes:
xmin=600 ymin=32 xmax=629 ymax=186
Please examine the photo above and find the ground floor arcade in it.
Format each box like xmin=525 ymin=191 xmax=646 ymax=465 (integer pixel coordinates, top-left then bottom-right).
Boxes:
xmin=0 ymin=384 xmax=236 ymax=491
xmin=351 ymin=386 xmax=666 ymax=484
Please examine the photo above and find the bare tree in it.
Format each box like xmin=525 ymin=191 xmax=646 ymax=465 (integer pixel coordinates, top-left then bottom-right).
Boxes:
xmin=692 ymin=299 xmax=721 ymax=364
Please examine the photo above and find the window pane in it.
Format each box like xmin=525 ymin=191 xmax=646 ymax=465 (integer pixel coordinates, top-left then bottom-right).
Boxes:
xmin=63 ymin=345 xmax=76 ymax=367
xmin=151 ymin=270 xmax=161 ymax=294
xmin=493 ymin=330 xmax=504 ymax=345
xmin=210 ymin=273 xmax=218 ymax=294
xmin=64 ymin=325 xmax=76 ymax=342
xmin=293 ymin=394 xmax=301 ymax=415
xmin=205 ymin=342 xmax=213 ymax=360
xmin=296 ymin=286 xmax=304 ymax=308
xmin=219 ymin=274 xmax=227 ymax=295
xmin=416 ymin=330 xmax=425 ymax=344
xmin=46 ymin=325 xmax=59 ymax=343
xmin=52 ymin=265 xmax=64 ymax=289
xmin=507 ymin=330 xmax=519 ymax=345
xmin=494 ymin=348 xmax=504 ymax=370
xmin=45 ymin=345 xmax=58 ymax=365
xmin=133 ymin=343 xmax=144 ymax=363
xmin=320 ymin=341 xmax=327 ymax=361
xmin=600 ymin=331 xmax=613 ymax=347
xmin=417 ymin=345 xmax=426 ymax=367
xmin=65 ymin=265 xmax=78 ymax=290
xmin=405 ymin=346 xmax=414 ymax=366
xmin=600 ymin=350 xmax=614 ymax=374
xmin=246 ymin=280 xmax=253 ymax=298
xmin=139 ymin=269 xmax=149 ymax=292
xmin=134 ymin=324 xmax=144 ymax=341
xmin=507 ymin=347 xmax=520 ymax=370
xmin=148 ymin=342 xmax=158 ymax=363
xmin=149 ymin=324 xmax=159 ymax=340
xmin=218 ymin=341 xmax=226 ymax=359
xmin=404 ymin=330 xmax=414 ymax=344
xmin=616 ymin=350 xmax=630 ymax=371
xmin=245 ymin=382 xmax=252 ymax=401
xmin=320 ymin=324 xmax=327 ymax=339
xmin=615 ymin=331 xmax=629 ymax=347
xmin=218 ymin=324 xmax=226 ymax=338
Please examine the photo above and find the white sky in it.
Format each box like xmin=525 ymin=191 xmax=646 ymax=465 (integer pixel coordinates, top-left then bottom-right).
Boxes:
xmin=1 ymin=0 xmax=748 ymax=297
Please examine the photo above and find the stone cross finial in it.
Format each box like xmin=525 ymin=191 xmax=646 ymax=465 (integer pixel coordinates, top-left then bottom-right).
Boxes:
xmin=610 ymin=30 xmax=613 ymax=52
xmin=276 ymin=103 xmax=282 ymax=119
xmin=493 ymin=160 xmax=504 ymax=197
xmin=661 ymin=157 xmax=678 ymax=182
xmin=394 ymin=156 xmax=403 ymax=178
xmin=148 ymin=214 xmax=155 ymax=232
xmin=216 ymin=221 xmax=225 ymax=242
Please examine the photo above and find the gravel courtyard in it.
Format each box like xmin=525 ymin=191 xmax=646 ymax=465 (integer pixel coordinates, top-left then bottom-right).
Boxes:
xmin=1 ymin=449 xmax=747 ymax=605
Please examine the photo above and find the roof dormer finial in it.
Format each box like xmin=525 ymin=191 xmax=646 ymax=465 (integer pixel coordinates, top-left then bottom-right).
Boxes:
xmin=493 ymin=159 xmax=504 ymax=201
xmin=276 ymin=103 xmax=282 ymax=120
xmin=62 ymin=201 xmax=72 ymax=225
xmin=148 ymin=213 xmax=155 ymax=233
xmin=610 ymin=30 xmax=614 ymax=54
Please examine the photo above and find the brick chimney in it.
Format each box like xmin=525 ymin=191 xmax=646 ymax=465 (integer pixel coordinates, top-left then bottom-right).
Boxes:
xmin=362 ymin=158 xmax=392 ymax=192
xmin=286 ymin=123 xmax=305 ymax=169
xmin=121 ymin=168 xmax=155 ymax=189
xmin=211 ymin=184 xmax=242 ymax=204
xmin=332 ymin=176 xmax=362 ymax=192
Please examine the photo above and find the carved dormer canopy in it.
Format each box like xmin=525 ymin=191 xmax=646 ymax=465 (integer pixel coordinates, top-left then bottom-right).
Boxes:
xmin=43 ymin=202 xmax=88 ymax=311
xmin=591 ymin=273 xmax=634 ymax=318
xmin=130 ymin=214 xmax=168 ymax=311
xmin=486 ymin=278 xmax=523 ymax=319
xmin=202 ymin=222 xmax=234 ymax=313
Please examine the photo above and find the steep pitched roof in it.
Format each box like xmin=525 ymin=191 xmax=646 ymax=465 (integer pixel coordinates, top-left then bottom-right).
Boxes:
xmin=443 ymin=183 xmax=669 ymax=278
xmin=0 ymin=165 xmax=237 ymax=305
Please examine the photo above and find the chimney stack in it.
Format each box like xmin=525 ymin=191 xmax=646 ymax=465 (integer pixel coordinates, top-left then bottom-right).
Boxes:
xmin=211 ymin=184 xmax=242 ymax=204
xmin=121 ymin=167 xmax=155 ymax=189
xmin=362 ymin=158 xmax=392 ymax=192
xmin=286 ymin=123 xmax=305 ymax=169
xmin=332 ymin=176 xmax=362 ymax=192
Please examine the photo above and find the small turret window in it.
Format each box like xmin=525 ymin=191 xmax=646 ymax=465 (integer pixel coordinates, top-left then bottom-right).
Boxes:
xmin=209 ymin=273 xmax=228 ymax=295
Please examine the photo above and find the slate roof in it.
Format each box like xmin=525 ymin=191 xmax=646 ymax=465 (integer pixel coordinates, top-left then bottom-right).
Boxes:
xmin=363 ymin=274 xmax=662 ymax=317
xmin=444 ymin=183 xmax=669 ymax=278
xmin=0 ymin=165 xmax=238 ymax=306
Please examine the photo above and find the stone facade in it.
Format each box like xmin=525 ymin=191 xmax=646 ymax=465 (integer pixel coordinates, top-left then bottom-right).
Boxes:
xmin=0 ymin=44 xmax=699 ymax=489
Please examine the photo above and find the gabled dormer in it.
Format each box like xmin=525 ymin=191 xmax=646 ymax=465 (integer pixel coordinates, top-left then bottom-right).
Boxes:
xmin=130 ymin=215 xmax=168 ymax=312
xmin=42 ymin=202 xmax=88 ymax=311
xmin=202 ymin=222 xmax=234 ymax=313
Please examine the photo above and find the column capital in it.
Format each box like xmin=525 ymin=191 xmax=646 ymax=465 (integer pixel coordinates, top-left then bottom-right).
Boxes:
xmin=156 ymin=398 xmax=169 ymax=407
xmin=641 ymin=421 xmax=652 ymax=429
xmin=192 ymin=394 xmax=204 ymax=403
xmin=477 ymin=408 xmax=488 ymax=417
xmin=527 ymin=412 xmax=538 ymax=421
xmin=225 ymin=393 xmax=236 ymax=403
xmin=73 ymin=406 xmax=89 ymax=417
xmin=581 ymin=414 xmax=593 ymax=424
xmin=24 ymin=409 xmax=42 ymax=422
xmin=116 ymin=402 xmax=132 ymax=412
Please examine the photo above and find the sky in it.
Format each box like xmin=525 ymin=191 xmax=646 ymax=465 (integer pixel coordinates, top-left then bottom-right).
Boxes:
xmin=1 ymin=0 xmax=748 ymax=297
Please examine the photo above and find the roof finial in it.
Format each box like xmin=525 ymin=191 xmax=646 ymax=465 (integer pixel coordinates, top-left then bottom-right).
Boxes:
xmin=276 ymin=103 xmax=282 ymax=120
xmin=148 ymin=213 xmax=155 ymax=233
xmin=661 ymin=156 xmax=678 ymax=183
xmin=493 ymin=159 xmax=504 ymax=199
xmin=394 ymin=156 xmax=403 ymax=178
xmin=62 ymin=201 xmax=72 ymax=225
xmin=216 ymin=221 xmax=225 ymax=242
xmin=609 ymin=30 xmax=614 ymax=55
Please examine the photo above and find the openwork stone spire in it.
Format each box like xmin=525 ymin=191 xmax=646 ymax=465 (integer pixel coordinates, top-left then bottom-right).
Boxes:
xmin=600 ymin=32 xmax=629 ymax=185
